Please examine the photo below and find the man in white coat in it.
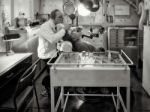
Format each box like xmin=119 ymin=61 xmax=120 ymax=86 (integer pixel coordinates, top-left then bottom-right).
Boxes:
xmin=37 ymin=9 xmax=70 ymax=96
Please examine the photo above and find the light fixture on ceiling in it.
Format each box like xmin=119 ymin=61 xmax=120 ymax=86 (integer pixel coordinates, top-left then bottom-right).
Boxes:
xmin=77 ymin=4 xmax=91 ymax=16
xmin=79 ymin=0 xmax=100 ymax=12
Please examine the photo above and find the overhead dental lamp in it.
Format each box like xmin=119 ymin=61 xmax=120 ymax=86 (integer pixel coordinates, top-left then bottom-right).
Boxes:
xmin=79 ymin=0 xmax=100 ymax=12
xmin=77 ymin=4 xmax=91 ymax=16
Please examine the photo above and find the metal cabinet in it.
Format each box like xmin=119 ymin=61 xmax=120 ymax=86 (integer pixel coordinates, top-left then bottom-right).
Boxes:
xmin=108 ymin=27 xmax=138 ymax=49
xmin=143 ymin=26 xmax=150 ymax=95
xmin=108 ymin=27 xmax=124 ymax=50
xmin=108 ymin=27 xmax=138 ymax=64
xmin=0 ymin=53 xmax=32 ymax=104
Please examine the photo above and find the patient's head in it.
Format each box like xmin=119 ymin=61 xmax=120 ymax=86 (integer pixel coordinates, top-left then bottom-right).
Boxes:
xmin=69 ymin=26 xmax=83 ymax=42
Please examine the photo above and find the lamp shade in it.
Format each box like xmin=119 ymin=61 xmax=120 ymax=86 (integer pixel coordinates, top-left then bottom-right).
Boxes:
xmin=79 ymin=0 xmax=100 ymax=12
xmin=78 ymin=4 xmax=91 ymax=16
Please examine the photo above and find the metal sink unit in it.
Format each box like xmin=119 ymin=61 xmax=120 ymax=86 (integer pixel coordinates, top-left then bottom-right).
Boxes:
xmin=48 ymin=50 xmax=133 ymax=112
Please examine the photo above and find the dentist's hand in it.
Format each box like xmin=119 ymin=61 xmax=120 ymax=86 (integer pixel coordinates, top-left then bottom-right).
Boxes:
xmin=56 ymin=23 xmax=64 ymax=31
xmin=64 ymin=24 xmax=71 ymax=31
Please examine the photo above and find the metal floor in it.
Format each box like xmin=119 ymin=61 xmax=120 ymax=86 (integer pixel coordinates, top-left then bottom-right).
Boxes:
xmin=25 ymin=68 xmax=150 ymax=112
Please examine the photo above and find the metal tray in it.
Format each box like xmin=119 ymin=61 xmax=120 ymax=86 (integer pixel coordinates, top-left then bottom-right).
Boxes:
xmin=47 ymin=50 xmax=133 ymax=68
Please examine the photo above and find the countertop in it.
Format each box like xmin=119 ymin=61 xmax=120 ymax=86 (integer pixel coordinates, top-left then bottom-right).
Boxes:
xmin=0 ymin=53 xmax=32 ymax=76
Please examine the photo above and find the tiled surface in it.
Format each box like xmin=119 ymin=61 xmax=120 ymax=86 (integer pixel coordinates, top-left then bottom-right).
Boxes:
xmin=25 ymin=68 xmax=150 ymax=112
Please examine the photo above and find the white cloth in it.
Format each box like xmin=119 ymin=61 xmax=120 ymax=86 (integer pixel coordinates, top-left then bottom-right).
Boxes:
xmin=37 ymin=19 xmax=65 ymax=59
xmin=59 ymin=41 xmax=72 ymax=52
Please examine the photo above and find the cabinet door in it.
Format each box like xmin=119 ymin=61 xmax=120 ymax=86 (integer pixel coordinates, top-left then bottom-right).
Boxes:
xmin=143 ymin=26 xmax=150 ymax=95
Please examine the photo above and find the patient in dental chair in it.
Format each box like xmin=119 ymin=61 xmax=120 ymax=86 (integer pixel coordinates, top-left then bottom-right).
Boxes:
xmin=62 ymin=26 xmax=105 ymax=52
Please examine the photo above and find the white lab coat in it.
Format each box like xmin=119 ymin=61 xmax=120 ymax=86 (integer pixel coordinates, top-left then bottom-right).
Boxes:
xmin=37 ymin=19 xmax=65 ymax=59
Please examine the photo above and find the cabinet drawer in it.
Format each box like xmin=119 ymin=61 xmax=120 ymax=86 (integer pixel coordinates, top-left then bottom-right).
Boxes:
xmin=109 ymin=29 xmax=117 ymax=36
xmin=110 ymin=35 xmax=117 ymax=40
xmin=118 ymin=37 xmax=124 ymax=43
xmin=118 ymin=29 xmax=124 ymax=37
xmin=110 ymin=43 xmax=124 ymax=48
xmin=110 ymin=37 xmax=124 ymax=44
xmin=110 ymin=38 xmax=117 ymax=43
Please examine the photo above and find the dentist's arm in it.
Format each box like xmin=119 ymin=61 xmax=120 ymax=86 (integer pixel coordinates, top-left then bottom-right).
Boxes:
xmin=38 ymin=23 xmax=70 ymax=44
